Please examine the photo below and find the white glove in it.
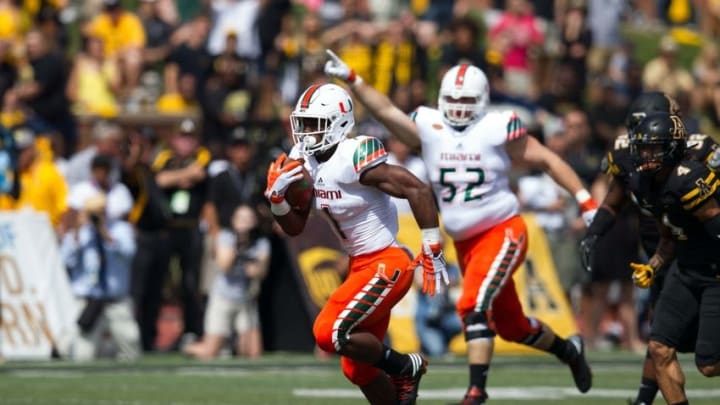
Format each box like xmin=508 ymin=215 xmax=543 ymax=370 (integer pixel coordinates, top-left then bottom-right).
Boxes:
xmin=264 ymin=154 xmax=304 ymax=204
xmin=324 ymin=49 xmax=362 ymax=86
xmin=581 ymin=208 xmax=597 ymax=228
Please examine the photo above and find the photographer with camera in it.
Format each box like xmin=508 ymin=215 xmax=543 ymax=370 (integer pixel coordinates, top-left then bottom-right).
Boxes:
xmin=57 ymin=155 xmax=140 ymax=361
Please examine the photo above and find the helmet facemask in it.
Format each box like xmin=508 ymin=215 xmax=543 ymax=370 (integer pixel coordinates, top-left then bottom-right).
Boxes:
xmin=438 ymin=95 xmax=483 ymax=127
xmin=291 ymin=112 xmax=346 ymax=155
xmin=630 ymin=139 xmax=680 ymax=173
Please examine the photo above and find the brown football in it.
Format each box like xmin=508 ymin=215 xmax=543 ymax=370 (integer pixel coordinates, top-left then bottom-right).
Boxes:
xmin=284 ymin=158 xmax=314 ymax=211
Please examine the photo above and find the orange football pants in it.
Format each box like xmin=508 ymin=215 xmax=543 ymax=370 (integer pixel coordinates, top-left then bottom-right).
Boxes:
xmin=313 ymin=245 xmax=414 ymax=386
xmin=454 ymin=215 xmax=540 ymax=342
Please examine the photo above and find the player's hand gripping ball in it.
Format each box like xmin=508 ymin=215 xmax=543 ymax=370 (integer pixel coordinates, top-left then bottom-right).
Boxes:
xmin=283 ymin=158 xmax=314 ymax=211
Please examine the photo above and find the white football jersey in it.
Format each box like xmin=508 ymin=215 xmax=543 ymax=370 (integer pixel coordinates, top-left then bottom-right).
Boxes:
xmin=289 ymin=136 xmax=399 ymax=256
xmin=413 ymin=106 xmax=522 ymax=241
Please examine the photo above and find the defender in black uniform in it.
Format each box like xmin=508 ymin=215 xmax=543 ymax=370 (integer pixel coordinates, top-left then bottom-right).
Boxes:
xmin=626 ymin=113 xmax=720 ymax=405
xmin=581 ymin=93 xmax=716 ymax=405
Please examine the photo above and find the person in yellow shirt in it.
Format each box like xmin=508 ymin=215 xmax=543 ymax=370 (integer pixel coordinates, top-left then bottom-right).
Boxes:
xmin=156 ymin=73 xmax=198 ymax=114
xmin=0 ymin=127 xmax=67 ymax=226
xmin=86 ymin=0 xmax=146 ymax=96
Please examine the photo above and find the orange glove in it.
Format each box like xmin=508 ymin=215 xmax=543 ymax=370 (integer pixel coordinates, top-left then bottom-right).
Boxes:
xmin=265 ymin=153 xmax=303 ymax=204
xmin=412 ymin=228 xmax=449 ymax=297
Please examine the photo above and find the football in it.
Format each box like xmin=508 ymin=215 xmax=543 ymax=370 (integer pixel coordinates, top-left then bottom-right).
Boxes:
xmin=284 ymin=158 xmax=314 ymax=211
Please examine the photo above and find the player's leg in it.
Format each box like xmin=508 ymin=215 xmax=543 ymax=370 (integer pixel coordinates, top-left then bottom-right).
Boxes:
xmin=629 ymin=262 xmax=670 ymax=405
xmin=492 ymin=276 xmax=592 ymax=393
xmin=452 ymin=216 xmax=528 ymax=404
xmin=694 ymin=281 xmax=720 ymax=377
xmin=648 ymin=271 xmax=699 ymax=404
xmin=313 ymin=246 xmax=424 ymax=404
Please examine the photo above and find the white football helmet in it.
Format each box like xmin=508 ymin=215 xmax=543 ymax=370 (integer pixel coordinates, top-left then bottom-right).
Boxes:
xmin=438 ymin=64 xmax=489 ymax=127
xmin=291 ymin=83 xmax=355 ymax=155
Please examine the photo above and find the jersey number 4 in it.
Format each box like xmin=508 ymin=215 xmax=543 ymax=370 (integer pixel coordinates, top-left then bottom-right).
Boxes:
xmin=439 ymin=167 xmax=485 ymax=202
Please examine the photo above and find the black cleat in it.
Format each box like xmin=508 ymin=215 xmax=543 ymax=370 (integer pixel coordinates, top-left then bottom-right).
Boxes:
xmin=567 ymin=334 xmax=592 ymax=393
xmin=392 ymin=353 xmax=428 ymax=405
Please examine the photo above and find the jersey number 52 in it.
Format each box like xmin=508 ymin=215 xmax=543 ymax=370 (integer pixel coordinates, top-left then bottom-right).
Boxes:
xmin=439 ymin=167 xmax=485 ymax=203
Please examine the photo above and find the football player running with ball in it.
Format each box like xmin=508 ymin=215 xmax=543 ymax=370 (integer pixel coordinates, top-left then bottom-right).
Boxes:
xmin=614 ymin=112 xmax=720 ymax=405
xmin=265 ymin=83 xmax=449 ymax=405
xmin=325 ymin=51 xmax=595 ymax=404
xmin=580 ymin=92 xmax=718 ymax=405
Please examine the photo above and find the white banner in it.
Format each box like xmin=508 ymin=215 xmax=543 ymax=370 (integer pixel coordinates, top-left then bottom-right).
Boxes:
xmin=0 ymin=211 xmax=79 ymax=359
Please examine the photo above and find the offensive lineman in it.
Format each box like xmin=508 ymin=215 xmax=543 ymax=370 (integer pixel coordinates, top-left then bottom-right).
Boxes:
xmin=324 ymin=51 xmax=595 ymax=404
xmin=580 ymin=92 xmax=717 ymax=405
xmin=265 ymin=83 xmax=448 ymax=405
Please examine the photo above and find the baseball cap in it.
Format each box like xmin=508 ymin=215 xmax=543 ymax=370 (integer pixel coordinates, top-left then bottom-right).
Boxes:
xmin=177 ymin=118 xmax=198 ymax=135
xmin=229 ymin=127 xmax=250 ymax=145
xmin=13 ymin=127 xmax=35 ymax=150
xmin=103 ymin=0 xmax=121 ymax=9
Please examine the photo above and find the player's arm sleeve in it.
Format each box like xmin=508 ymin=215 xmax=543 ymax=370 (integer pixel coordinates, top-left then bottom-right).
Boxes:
xmin=351 ymin=136 xmax=388 ymax=179
xmin=504 ymin=111 xmax=527 ymax=143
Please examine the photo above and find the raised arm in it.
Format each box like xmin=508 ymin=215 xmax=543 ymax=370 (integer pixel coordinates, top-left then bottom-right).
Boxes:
xmin=324 ymin=49 xmax=421 ymax=150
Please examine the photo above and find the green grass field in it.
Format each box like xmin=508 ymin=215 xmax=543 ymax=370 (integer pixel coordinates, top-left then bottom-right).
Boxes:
xmin=0 ymin=351 xmax=717 ymax=405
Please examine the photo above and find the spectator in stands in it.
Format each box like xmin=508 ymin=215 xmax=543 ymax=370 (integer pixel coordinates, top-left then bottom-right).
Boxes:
xmin=156 ymin=72 xmax=200 ymax=114
xmin=202 ymin=39 xmax=255 ymax=145
xmin=557 ymin=2 xmax=592 ymax=94
xmin=59 ymin=163 xmax=140 ymax=361
xmin=65 ymin=120 xmax=123 ymax=186
xmin=440 ymin=16 xmax=487 ymax=76
xmin=0 ymin=127 xmax=67 ymax=227
xmin=14 ymin=29 xmax=75 ymax=154
xmin=207 ymin=0 xmax=261 ymax=59
xmin=0 ymin=0 xmax=22 ymax=43
xmin=165 ymin=14 xmax=212 ymax=95
xmin=488 ymin=0 xmax=545 ymax=99
xmin=183 ymin=204 xmax=270 ymax=359
xmin=0 ymin=39 xmax=17 ymax=103
xmin=205 ymin=127 xmax=263 ymax=237
xmin=66 ymin=33 xmax=122 ymax=118
xmin=86 ymin=0 xmax=146 ymax=97
xmin=641 ymin=35 xmax=694 ymax=98
xmin=153 ymin=118 xmax=210 ymax=345
xmin=138 ymin=0 xmax=175 ymax=69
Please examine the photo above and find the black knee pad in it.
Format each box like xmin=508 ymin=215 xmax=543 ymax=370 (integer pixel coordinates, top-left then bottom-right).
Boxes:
xmin=464 ymin=311 xmax=496 ymax=342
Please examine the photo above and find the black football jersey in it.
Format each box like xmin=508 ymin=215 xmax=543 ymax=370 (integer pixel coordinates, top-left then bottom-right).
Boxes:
xmin=602 ymin=133 xmax=718 ymax=254
xmin=659 ymin=159 xmax=720 ymax=269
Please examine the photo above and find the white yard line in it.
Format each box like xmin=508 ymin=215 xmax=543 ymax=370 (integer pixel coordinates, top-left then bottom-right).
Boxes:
xmin=293 ymin=387 xmax=720 ymax=400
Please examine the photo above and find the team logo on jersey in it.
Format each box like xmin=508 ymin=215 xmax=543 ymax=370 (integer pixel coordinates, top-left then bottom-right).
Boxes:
xmin=314 ymin=188 xmax=342 ymax=200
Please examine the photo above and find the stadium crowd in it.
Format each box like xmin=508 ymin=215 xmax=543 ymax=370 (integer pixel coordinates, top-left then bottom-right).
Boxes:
xmin=1 ymin=0 xmax=720 ymax=364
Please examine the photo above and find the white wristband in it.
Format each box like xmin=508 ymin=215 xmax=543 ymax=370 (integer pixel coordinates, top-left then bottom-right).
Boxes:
xmin=271 ymin=200 xmax=291 ymax=216
xmin=421 ymin=227 xmax=441 ymax=245
xmin=574 ymin=189 xmax=591 ymax=204
xmin=350 ymin=75 xmax=363 ymax=88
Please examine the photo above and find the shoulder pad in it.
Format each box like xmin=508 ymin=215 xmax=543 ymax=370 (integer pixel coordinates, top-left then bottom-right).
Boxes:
xmin=352 ymin=136 xmax=388 ymax=173
xmin=668 ymin=160 xmax=720 ymax=211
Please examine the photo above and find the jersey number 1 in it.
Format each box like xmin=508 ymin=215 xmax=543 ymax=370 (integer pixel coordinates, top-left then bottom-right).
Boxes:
xmin=439 ymin=167 xmax=485 ymax=202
